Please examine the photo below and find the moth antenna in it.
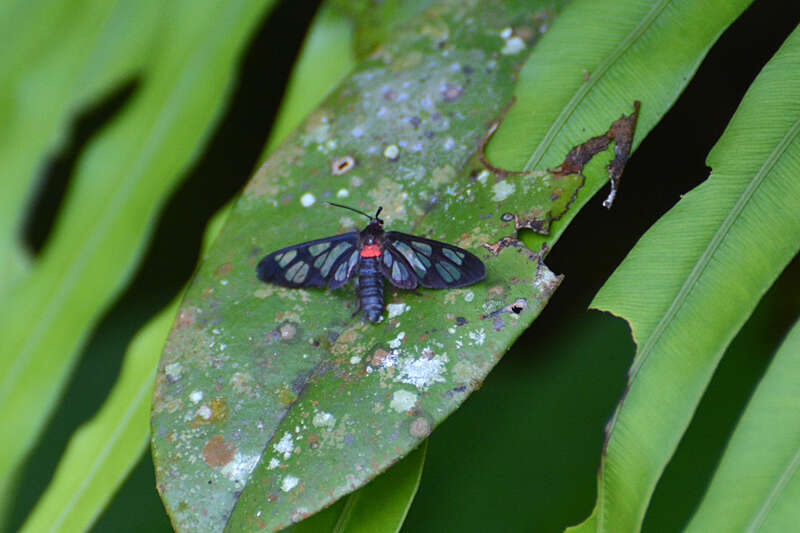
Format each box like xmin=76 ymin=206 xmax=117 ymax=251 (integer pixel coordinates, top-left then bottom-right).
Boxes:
xmin=325 ymin=201 xmax=372 ymax=220
xmin=374 ymin=207 xmax=383 ymax=219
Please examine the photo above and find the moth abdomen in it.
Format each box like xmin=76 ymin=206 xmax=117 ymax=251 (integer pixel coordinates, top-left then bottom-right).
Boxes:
xmin=358 ymin=256 xmax=384 ymax=322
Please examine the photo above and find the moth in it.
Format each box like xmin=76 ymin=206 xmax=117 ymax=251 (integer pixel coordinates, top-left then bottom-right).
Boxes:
xmin=257 ymin=203 xmax=486 ymax=322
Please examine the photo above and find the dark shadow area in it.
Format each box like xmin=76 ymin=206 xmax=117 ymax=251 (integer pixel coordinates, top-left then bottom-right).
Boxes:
xmin=8 ymin=1 xmax=322 ymax=531
xmin=22 ymin=81 xmax=138 ymax=254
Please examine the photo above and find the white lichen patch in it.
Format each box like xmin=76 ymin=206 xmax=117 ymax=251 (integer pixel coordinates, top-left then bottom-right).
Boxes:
xmin=189 ymin=390 xmax=203 ymax=404
xmin=273 ymin=432 xmax=294 ymax=459
xmin=390 ymin=389 xmax=418 ymax=412
xmin=281 ymin=475 xmax=300 ymax=492
xmin=386 ymin=303 xmax=410 ymax=318
xmin=221 ymin=452 xmax=259 ymax=487
xmin=476 ymin=169 xmax=491 ymax=184
xmin=312 ymin=411 xmax=336 ymax=429
xmin=337 ymin=188 xmax=349 ymax=198
xmin=300 ymin=192 xmax=316 ymax=207
xmin=196 ymin=405 xmax=212 ymax=420
xmin=350 ymin=356 xmax=362 ymax=365
xmin=397 ymin=351 xmax=449 ymax=390
xmin=468 ymin=329 xmax=487 ymax=346
xmin=388 ymin=331 xmax=406 ymax=349
xmin=464 ymin=290 xmax=475 ymax=303
xmin=383 ymin=144 xmax=400 ymax=159
xmin=268 ymin=458 xmax=281 ymax=470
xmin=492 ymin=180 xmax=515 ymax=201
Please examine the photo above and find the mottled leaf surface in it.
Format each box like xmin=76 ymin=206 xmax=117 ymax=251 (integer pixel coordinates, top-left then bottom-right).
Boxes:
xmin=152 ymin=1 xmax=575 ymax=531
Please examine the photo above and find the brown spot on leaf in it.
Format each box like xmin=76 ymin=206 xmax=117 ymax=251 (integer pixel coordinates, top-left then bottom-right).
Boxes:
xmin=215 ymin=263 xmax=233 ymax=277
xmin=202 ymin=435 xmax=235 ymax=467
xmin=549 ymin=101 xmax=640 ymax=208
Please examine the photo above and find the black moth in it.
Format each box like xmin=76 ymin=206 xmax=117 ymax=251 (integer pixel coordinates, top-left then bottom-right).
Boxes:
xmin=257 ymin=203 xmax=486 ymax=322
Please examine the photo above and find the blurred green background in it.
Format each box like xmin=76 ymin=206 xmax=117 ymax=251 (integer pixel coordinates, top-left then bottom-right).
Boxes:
xmin=8 ymin=1 xmax=799 ymax=532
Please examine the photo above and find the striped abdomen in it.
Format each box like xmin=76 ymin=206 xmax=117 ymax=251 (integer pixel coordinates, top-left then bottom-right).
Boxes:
xmin=358 ymin=256 xmax=384 ymax=322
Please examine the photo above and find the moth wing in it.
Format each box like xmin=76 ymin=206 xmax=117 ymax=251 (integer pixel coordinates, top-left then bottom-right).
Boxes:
xmin=257 ymin=231 xmax=360 ymax=288
xmin=383 ymin=231 xmax=486 ymax=289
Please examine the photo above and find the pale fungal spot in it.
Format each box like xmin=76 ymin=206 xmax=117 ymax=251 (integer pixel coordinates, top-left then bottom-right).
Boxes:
xmin=351 ymin=126 xmax=364 ymax=137
xmin=196 ymin=405 xmax=212 ymax=420
xmin=312 ymin=411 xmax=336 ymax=429
xmin=464 ymin=290 xmax=475 ymax=303
xmin=220 ymin=453 xmax=259 ymax=487
xmin=274 ymin=432 xmax=294 ymax=459
xmin=383 ymin=144 xmax=400 ymax=160
xmin=189 ymin=390 xmax=203 ymax=404
xmin=268 ymin=458 xmax=280 ymax=470
xmin=165 ymin=362 xmax=182 ymax=382
xmin=500 ymin=27 xmax=513 ymax=39
xmin=476 ymin=169 xmax=490 ymax=184
xmin=350 ymin=356 xmax=362 ymax=365
xmin=300 ymin=192 xmax=316 ymax=207
xmin=410 ymin=417 xmax=432 ymax=438
xmin=212 ymin=328 xmax=221 ymax=335
xmin=386 ymin=303 xmax=410 ymax=319
xmin=331 ymin=155 xmax=356 ymax=175
xmin=220 ymin=279 xmax=228 ymax=285
xmin=502 ymin=36 xmax=525 ymax=55
xmin=390 ymin=390 xmax=418 ymax=412
xmin=443 ymin=136 xmax=455 ymax=150
xmin=337 ymin=188 xmax=349 ymax=198
xmin=492 ymin=180 xmax=516 ymax=201
xmin=388 ymin=331 xmax=406 ymax=349
xmin=281 ymin=475 xmax=300 ymax=492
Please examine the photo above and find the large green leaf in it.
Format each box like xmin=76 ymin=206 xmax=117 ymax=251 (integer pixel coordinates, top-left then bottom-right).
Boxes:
xmin=684 ymin=316 xmax=800 ymax=532
xmin=0 ymin=0 xmax=277 ymax=521
xmin=152 ymin=2 xmax=569 ymax=530
xmin=573 ymin=22 xmax=800 ymax=533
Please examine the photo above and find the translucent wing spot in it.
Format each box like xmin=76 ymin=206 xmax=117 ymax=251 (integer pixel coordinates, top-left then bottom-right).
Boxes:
xmin=348 ymin=250 xmax=359 ymax=270
xmin=442 ymin=248 xmax=465 ymax=265
xmin=277 ymin=250 xmax=296 ymax=267
xmin=334 ymin=261 xmax=349 ymax=282
xmin=321 ymin=242 xmax=352 ymax=277
xmin=313 ymin=251 xmax=329 ymax=269
xmin=309 ymin=242 xmax=331 ymax=256
xmin=411 ymin=241 xmax=432 ymax=256
xmin=293 ymin=263 xmax=310 ymax=283
xmin=383 ymin=250 xmax=393 ymax=268
xmin=284 ymin=261 xmax=306 ymax=282
xmin=392 ymin=241 xmax=427 ymax=277
xmin=435 ymin=262 xmax=461 ymax=282
xmin=392 ymin=261 xmax=409 ymax=281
